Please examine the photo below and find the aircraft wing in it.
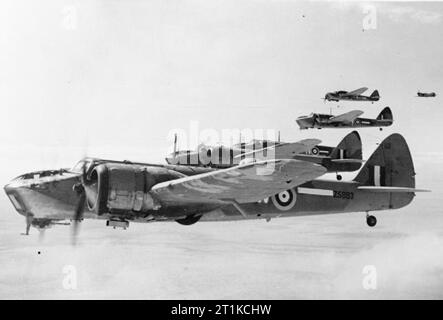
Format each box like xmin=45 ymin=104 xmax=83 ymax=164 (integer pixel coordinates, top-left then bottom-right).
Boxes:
xmin=342 ymin=87 xmax=368 ymax=97
xmin=328 ymin=110 xmax=364 ymax=124
xmin=151 ymin=159 xmax=326 ymax=205
xmin=234 ymin=139 xmax=321 ymax=160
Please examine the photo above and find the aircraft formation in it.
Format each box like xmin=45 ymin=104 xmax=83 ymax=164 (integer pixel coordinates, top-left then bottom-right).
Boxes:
xmin=298 ymin=87 xmax=436 ymax=130
xmin=4 ymin=86 xmax=432 ymax=239
xmin=4 ymin=133 xmax=428 ymax=240
xmin=297 ymin=87 xmax=393 ymax=130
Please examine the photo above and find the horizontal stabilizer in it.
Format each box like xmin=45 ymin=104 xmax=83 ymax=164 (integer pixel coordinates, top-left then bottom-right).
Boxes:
xmin=358 ymin=186 xmax=430 ymax=193
xmin=331 ymin=159 xmax=365 ymax=163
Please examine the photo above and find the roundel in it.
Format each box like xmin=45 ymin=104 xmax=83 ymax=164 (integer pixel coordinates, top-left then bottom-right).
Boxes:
xmin=311 ymin=147 xmax=320 ymax=155
xmin=271 ymin=189 xmax=297 ymax=211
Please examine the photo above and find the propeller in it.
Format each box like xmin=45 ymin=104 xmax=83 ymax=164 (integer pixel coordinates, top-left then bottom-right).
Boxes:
xmin=21 ymin=213 xmax=33 ymax=235
xmin=71 ymin=161 xmax=89 ymax=245
xmin=38 ymin=229 xmax=46 ymax=242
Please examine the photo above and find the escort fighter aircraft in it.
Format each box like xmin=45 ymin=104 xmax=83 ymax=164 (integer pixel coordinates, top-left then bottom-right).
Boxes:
xmin=4 ymin=134 xmax=427 ymax=239
xmin=296 ymin=107 xmax=393 ymax=130
xmin=324 ymin=87 xmax=380 ymax=102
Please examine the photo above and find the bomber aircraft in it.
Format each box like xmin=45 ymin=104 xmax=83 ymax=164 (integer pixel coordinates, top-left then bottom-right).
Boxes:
xmin=236 ymin=131 xmax=363 ymax=180
xmin=4 ymin=134 xmax=427 ymax=240
xmin=324 ymin=87 xmax=380 ymax=102
xmin=166 ymin=131 xmax=363 ymax=179
xmin=417 ymin=91 xmax=436 ymax=97
xmin=296 ymin=107 xmax=393 ymax=130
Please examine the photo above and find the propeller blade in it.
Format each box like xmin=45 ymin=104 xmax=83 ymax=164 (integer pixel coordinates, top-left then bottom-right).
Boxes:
xmin=38 ymin=229 xmax=46 ymax=242
xmin=72 ymin=184 xmax=86 ymax=245
xmin=21 ymin=213 xmax=33 ymax=235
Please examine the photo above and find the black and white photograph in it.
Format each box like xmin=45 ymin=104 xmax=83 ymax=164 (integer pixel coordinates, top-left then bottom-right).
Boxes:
xmin=1 ymin=0 xmax=442 ymax=304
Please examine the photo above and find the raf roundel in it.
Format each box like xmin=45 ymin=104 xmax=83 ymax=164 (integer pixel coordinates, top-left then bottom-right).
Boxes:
xmin=272 ymin=189 xmax=297 ymax=211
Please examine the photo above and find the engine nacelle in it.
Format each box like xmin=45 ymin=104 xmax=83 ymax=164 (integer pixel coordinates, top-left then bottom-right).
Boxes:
xmin=86 ymin=163 xmax=184 ymax=215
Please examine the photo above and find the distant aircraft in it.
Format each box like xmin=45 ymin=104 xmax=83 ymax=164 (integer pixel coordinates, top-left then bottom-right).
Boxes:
xmin=417 ymin=91 xmax=436 ymax=97
xmin=4 ymin=134 xmax=428 ymax=238
xmin=324 ymin=87 xmax=380 ymax=102
xmin=296 ymin=107 xmax=393 ymax=130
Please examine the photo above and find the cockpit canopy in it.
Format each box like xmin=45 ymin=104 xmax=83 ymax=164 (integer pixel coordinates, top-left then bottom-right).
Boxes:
xmin=70 ymin=158 xmax=98 ymax=174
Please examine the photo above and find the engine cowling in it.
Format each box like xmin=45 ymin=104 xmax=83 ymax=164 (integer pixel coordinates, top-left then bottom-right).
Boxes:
xmin=86 ymin=163 xmax=184 ymax=215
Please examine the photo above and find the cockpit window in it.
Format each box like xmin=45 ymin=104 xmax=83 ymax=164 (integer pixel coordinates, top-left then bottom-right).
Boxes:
xmin=70 ymin=160 xmax=87 ymax=173
xmin=8 ymin=194 xmax=23 ymax=211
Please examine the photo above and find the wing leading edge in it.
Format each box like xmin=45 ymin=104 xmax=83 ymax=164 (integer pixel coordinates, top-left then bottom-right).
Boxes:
xmin=343 ymin=87 xmax=368 ymax=97
xmin=329 ymin=110 xmax=364 ymax=124
xmin=151 ymin=159 xmax=327 ymax=205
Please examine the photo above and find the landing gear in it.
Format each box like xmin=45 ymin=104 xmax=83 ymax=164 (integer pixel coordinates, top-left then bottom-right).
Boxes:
xmin=176 ymin=214 xmax=201 ymax=226
xmin=366 ymin=213 xmax=377 ymax=227
xmin=336 ymin=174 xmax=342 ymax=181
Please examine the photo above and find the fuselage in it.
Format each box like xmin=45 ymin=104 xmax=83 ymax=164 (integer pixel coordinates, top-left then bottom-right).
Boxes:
xmin=417 ymin=92 xmax=436 ymax=97
xmin=4 ymin=165 xmax=413 ymax=225
xmin=325 ymin=92 xmax=379 ymax=102
xmin=296 ymin=114 xmax=392 ymax=130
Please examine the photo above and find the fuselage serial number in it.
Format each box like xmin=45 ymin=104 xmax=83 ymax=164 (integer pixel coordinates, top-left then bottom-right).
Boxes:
xmin=333 ymin=190 xmax=354 ymax=199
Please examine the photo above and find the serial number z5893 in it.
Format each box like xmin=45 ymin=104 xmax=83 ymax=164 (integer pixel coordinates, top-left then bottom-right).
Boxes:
xmin=333 ymin=190 xmax=354 ymax=199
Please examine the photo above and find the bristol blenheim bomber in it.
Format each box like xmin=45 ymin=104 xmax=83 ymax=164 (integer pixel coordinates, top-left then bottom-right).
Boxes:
xmin=165 ymin=131 xmax=363 ymax=179
xmin=324 ymin=87 xmax=380 ymax=102
xmin=417 ymin=91 xmax=436 ymax=97
xmin=4 ymin=133 xmax=427 ymax=238
xmin=296 ymin=107 xmax=393 ymax=130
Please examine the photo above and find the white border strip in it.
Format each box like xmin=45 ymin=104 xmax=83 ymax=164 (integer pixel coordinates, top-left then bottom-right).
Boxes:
xmin=297 ymin=187 xmax=333 ymax=196
xmin=374 ymin=165 xmax=381 ymax=186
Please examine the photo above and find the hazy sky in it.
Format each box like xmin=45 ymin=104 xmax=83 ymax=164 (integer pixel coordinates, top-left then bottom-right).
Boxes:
xmin=1 ymin=1 xmax=443 ymax=299
xmin=1 ymin=0 xmax=443 ymax=177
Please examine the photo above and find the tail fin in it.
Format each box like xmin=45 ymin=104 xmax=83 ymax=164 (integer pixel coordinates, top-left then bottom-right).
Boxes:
xmin=354 ymin=134 xmax=415 ymax=188
xmin=370 ymin=90 xmax=380 ymax=100
xmin=329 ymin=131 xmax=363 ymax=171
xmin=330 ymin=131 xmax=362 ymax=160
xmin=353 ymin=134 xmax=420 ymax=208
xmin=376 ymin=107 xmax=393 ymax=121
xmin=353 ymin=134 xmax=428 ymax=211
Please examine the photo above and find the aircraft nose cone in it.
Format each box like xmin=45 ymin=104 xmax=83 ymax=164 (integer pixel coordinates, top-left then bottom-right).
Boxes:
xmin=4 ymin=181 xmax=27 ymax=214
xmin=4 ymin=182 xmax=12 ymax=194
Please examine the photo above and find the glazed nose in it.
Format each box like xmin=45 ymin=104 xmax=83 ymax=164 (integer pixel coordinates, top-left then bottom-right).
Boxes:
xmin=4 ymin=182 xmax=27 ymax=213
